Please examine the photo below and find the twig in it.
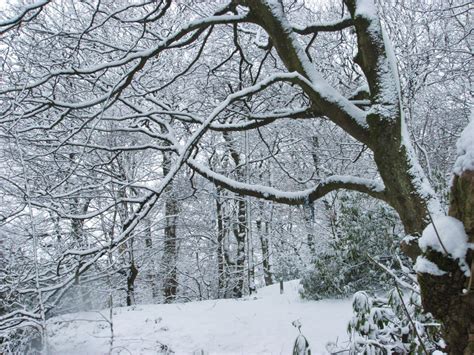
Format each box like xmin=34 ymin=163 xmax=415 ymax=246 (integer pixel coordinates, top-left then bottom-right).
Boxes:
xmin=366 ymin=254 xmax=419 ymax=294
xmin=394 ymin=282 xmax=429 ymax=355
xmin=427 ymin=212 xmax=449 ymax=255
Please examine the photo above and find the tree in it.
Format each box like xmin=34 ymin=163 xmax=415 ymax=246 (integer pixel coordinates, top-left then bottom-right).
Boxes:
xmin=0 ymin=0 xmax=471 ymax=351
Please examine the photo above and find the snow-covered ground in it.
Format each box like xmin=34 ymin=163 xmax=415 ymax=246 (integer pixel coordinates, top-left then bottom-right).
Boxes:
xmin=46 ymin=280 xmax=353 ymax=354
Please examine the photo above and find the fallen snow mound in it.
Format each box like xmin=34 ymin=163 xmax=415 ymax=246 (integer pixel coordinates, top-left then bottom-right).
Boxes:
xmin=47 ymin=280 xmax=352 ymax=354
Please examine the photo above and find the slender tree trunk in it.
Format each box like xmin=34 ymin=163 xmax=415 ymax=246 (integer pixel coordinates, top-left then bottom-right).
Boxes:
xmin=304 ymin=135 xmax=319 ymax=258
xmin=144 ymin=219 xmax=159 ymax=300
xmin=71 ymin=198 xmax=91 ymax=310
xmin=302 ymin=203 xmax=316 ymax=258
xmin=257 ymin=201 xmax=273 ymax=286
xmin=215 ymin=186 xmax=227 ymax=297
xmin=163 ymin=197 xmax=179 ymax=302
xmin=162 ymin=152 xmax=179 ymax=303
xmin=232 ymin=197 xmax=247 ymax=298
xmin=126 ymin=248 xmax=138 ymax=306
xmin=115 ymin=174 xmax=139 ymax=307
xmin=223 ymin=132 xmax=247 ymax=298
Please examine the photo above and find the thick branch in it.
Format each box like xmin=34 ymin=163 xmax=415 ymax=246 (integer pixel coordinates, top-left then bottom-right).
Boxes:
xmin=159 ymin=106 xmax=319 ymax=131
xmin=243 ymin=0 xmax=371 ymax=145
xmin=344 ymin=0 xmax=400 ymax=120
xmin=293 ymin=17 xmax=354 ymax=35
xmin=188 ymin=158 xmax=387 ymax=205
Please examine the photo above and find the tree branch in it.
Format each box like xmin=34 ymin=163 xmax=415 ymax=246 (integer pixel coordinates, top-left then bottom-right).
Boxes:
xmin=0 ymin=0 xmax=50 ymax=34
xmin=293 ymin=17 xmax=354 ymax=35
xmin=188 ymin=158 xmax=387 ymax=205
xmin=243 ymin=0 xmax=371 ymax=145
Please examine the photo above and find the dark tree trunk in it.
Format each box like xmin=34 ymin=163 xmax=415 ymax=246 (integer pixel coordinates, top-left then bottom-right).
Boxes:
xmin=126 ymin=258 xmax=138 ymax=306
xmin=257 ymin=201 xmax=273 ymax=286
xmin=246 ymin=1 xmax=468 ymax=351
xmin=163 ymin=197 xmax=179 ymax=302
xmin=418 ymin=170 xmax=474 ymax=354
xmin=215 ymin=186 xmax=228 ymax=296
xmin=302 ymin=203 xmax=316 ymax=257
xmin=223 ymin=132 xmax=247 ymax=298
xmin=232 ymin=197 xmax=247 ymax=298
xmin=162 ymin=152 xmax=180 ymax=303
xmin=71 ymin=198 xmax=91 ymax=310
xmin=144 ymin=219 xmax=159 ymax=300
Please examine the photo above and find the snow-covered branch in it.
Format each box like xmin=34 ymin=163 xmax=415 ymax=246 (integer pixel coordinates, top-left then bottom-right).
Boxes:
xmin=293 ymin=17 xmax=354 ymax=35
xmin=0 ymin=0 xmax=50 ymax=34
xmin=188 ymin=158 xmax=386 ymax=205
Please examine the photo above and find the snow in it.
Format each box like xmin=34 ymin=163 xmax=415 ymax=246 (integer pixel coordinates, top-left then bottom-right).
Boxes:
xmin=189 ymin=158 xmax=385 ymax=204
xmin=418 ymin=215 xmax=470 ymax=276
xmin=261 ymin=0 xmax=367 ymax=128
xmin=354 ymin=0 xmax=378 ymax=21
xmin=292 ymin=17 xmax=353 ymax=33
xmin=350 ymin=84 xmax=370 ymax=98
xmin=381 ymin=27 xmax=401 ymax=100
xmin=414 ymin=256 xmax=447 ymax=276
xmin=46 ymin=280 xmax=353 ymax=354
xmin=400 ymin=113 xmax=443 ymax=216
xmin=453 ymin=112 xmax=474 ymax=175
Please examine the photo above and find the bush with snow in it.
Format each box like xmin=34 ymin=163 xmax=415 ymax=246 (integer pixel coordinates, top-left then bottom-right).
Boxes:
xmin=348 ymin=287 xmax=444 ymax=353
xmin=300 ymin=194 xmax=402 ymax=300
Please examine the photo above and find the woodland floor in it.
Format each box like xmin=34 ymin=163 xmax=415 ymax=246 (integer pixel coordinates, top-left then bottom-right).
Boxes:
xmin=46 ymin=280 xmax=353 ymax=354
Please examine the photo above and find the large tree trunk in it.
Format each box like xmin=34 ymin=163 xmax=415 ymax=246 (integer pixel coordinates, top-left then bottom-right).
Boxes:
xmin=347 ymin=1 xmax=473 ymax=350
xmin=246 ymin=0 xmax=467 ymax=351
xmin=417 ymin=170 xmax=474 ymax=354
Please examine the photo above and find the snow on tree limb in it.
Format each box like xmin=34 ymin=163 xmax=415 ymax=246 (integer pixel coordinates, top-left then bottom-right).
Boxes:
xmin=0 ymin=9 xmax=248 ymax=95
xmin=292 ymin=17 xmax=354 ymax=35
xmin=453 ymin=111 xmax=474 ymax=176
xmin=188 ymin=158 xmax=386 ymax=205
xmin=0 ymin=0 xmax=50 ymax=34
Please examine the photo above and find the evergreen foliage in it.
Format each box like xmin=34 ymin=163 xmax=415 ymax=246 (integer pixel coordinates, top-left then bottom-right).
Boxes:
xmin=300 ymin=194 xmax=402 ymax=300
xmin=348 ymin=286 xmax=444 ymax=353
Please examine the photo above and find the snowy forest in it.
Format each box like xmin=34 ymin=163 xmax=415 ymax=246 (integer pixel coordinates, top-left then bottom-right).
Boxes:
xmin=0 ymin=0 xmax=472 ymax=353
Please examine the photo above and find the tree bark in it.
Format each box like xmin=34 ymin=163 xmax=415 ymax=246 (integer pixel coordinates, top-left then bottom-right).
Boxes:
xmin=215 ymin=186 xmax=228 ymax=297
xmin=126 ymin=254 xmax=138 ymax=306
xmin=144 ymin=219 xmax=160 ymax=300
xmin=418 ymin=170 xmax=474 ymax=354
xmin=232 ymin=197 xmax=247 ymax=298
xmin=162 ymin=151 xmax=180 ymax=303
xmin=223 ymin=132 xmax=247 ymax=298
xmin=244 ymin=1 xmax=471 ymax=351
xmin=257 ymin=201 xmax=274 ymax=286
